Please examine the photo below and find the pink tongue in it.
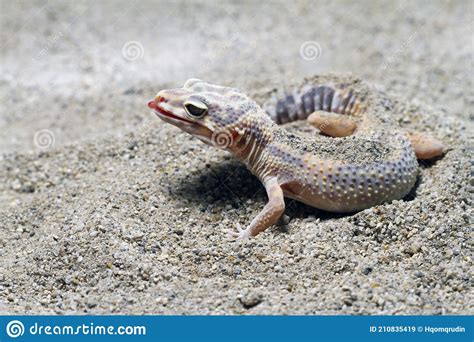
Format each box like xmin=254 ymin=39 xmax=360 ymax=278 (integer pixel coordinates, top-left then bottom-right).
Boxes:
xmin=147 ymin=100 xmax=157 ymax=109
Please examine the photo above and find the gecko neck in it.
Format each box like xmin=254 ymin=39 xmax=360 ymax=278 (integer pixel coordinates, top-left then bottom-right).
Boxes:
xmin=228 ymin=113 xmax=278 ymax=180
xmin=230 ymin=113 xmax=298 ymax=181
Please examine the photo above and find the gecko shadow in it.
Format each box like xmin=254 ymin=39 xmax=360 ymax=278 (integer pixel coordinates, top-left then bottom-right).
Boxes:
xmin=403 ymin=173 xmax=422 ymax=202
xmin=172 ymin=156 xmax=431 ymax=228
xmin=172 ymin=157 xmax=347 ymax=223
xmin=172 ymin=157 xmax=264 ymax=208
xmin=401 ymin=153 xmax=447 ymax=202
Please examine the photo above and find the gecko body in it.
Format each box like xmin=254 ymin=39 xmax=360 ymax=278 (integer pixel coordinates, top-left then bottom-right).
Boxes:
xmin=148 ymin=75 xmax=443 ymax=239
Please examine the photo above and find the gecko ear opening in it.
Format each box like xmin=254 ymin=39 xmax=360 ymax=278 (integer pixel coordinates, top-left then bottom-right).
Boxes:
xmin=184 ymin=100 xmax=208 ymax=119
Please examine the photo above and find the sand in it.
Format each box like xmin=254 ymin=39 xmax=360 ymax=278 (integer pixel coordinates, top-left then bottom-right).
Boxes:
xmin=0 ymin=0 xmax=472 ymax=314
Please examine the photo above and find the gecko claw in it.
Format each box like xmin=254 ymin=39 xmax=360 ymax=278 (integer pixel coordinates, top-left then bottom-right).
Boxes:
xmin=226 ymin=223 xmax=251 ymax=240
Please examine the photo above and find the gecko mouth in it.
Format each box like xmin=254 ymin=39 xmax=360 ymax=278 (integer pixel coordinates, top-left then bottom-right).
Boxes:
xmin=147 ymin=100 xmax=194 ymax=124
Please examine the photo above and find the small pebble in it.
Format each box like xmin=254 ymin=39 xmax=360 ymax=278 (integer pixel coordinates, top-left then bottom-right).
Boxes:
xmin=238 ymin=292 xmax=263 ymax=309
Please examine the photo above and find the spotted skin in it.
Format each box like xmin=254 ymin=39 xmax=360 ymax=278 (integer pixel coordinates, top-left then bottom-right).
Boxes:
xmin=148 ymin=77 xmax=441 ymax=239
xmin=262 ymin=83 xmax=418 ymax=212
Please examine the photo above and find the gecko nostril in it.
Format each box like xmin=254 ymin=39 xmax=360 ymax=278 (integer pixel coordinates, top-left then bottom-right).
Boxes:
xmin=155 ymin=95 xmax=166 ymax=103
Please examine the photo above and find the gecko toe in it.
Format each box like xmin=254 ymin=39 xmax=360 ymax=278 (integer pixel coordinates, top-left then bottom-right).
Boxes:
xmin=226 ymin=223 xmax=251 ymax=240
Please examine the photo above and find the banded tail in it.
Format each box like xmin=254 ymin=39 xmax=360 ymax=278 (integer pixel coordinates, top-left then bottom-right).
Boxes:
xmin=264 ymin=85 xmax=364 ymax=124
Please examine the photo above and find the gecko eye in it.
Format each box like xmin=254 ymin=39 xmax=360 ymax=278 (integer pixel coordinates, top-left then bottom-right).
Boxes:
xmin=184 ymin=100 xmax=208 ymax=119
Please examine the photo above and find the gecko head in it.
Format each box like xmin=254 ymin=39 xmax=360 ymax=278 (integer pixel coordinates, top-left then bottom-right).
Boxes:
xmin=148 ymin=79 xmax=262 ymax=150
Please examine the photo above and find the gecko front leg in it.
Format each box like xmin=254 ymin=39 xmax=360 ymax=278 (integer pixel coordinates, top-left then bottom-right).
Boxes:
xmin=228 ymin=177 xmax=285 ymax=239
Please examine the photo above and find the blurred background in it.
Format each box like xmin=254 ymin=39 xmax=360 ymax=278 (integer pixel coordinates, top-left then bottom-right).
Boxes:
xmin=1 ymin=0 xmax=472 ymax=153
xmin=0 ymin=0 xmax=472 ymax=315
